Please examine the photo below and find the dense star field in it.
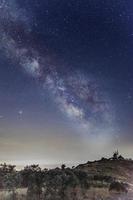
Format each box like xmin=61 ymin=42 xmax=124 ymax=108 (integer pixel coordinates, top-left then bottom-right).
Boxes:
xmin=0 ymin=0 xmax=133 ymax=167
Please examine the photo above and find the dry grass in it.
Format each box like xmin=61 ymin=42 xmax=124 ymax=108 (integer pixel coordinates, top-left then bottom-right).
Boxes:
xmin=0 ymin=188 xmax=27 ymax=200
xmin=0 ymin=187 xmax=132 ymax=200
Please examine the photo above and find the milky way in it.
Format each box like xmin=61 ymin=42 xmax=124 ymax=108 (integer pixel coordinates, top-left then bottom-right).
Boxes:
xmin=0 ymin=0 xmax=115 ymax=136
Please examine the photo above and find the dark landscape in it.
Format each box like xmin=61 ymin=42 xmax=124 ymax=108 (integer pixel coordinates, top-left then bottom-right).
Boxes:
xmin=0 ymin=152 xmax=133 ymax=200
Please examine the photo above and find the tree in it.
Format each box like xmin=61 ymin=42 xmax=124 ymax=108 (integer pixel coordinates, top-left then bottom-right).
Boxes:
xmin=61 ymin=164 xmax=66 ymax=170
xmin=112 ymin=150 xmax=119 ymax=160
xmin=21 ymin=165 xmax=43 ymax=200
xmin=0 ymin=164 xmax=19 ymax=200
xmin=118 ymin=155 xmax=124 ymax=160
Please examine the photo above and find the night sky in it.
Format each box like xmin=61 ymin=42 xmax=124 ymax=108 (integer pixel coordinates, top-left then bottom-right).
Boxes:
xmin=0 ymin=0 xmax=133 ymax=167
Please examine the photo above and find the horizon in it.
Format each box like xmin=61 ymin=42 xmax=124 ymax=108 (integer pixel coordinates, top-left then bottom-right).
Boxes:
xmin=1 ymin=151 xmax=133 ymax=171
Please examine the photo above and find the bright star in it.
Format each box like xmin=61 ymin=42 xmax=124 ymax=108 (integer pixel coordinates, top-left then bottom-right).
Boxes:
xmin=18 ymin=110 xmax=23 ymax=115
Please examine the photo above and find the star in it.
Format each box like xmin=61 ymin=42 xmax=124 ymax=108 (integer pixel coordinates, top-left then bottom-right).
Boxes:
xmin=127 ymin=93 xmax=133 ymax=102
xmin=18 ymin=110 xmax=23 ymax=115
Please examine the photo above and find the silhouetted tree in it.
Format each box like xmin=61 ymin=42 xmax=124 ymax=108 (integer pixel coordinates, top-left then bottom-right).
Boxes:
xmin=118 ymin=155 xmax=124 ymax=160
xmin=113 ymin=150 xmax=119 ymax=160
xmin=61 ymin=164 xmax=66 ymax=170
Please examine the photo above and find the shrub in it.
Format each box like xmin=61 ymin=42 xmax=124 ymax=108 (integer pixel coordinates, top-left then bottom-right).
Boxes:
xmin=109 ymin=181 xmax=128 ymax=193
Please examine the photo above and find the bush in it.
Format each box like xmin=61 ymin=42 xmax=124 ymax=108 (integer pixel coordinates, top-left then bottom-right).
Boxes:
xmin=109 ymin=181 xmax=128 ymax=193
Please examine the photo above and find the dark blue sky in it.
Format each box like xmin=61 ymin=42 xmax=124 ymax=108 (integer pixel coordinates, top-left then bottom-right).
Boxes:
xmin=9 ymin=0 xmax=133 ymax=130
xmin=0 ymin=0 xmax=133 ymax=166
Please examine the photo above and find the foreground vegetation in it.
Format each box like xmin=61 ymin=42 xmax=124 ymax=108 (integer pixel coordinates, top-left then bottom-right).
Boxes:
xmin=0 ymin=152 xmax=133 ymax=200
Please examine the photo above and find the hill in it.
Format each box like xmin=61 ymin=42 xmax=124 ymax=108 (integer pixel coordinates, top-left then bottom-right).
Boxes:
xmin=77 ymin=158 xmax=133 ymax=184
xmin=76 ymin=158 xmax=133 ymax=199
